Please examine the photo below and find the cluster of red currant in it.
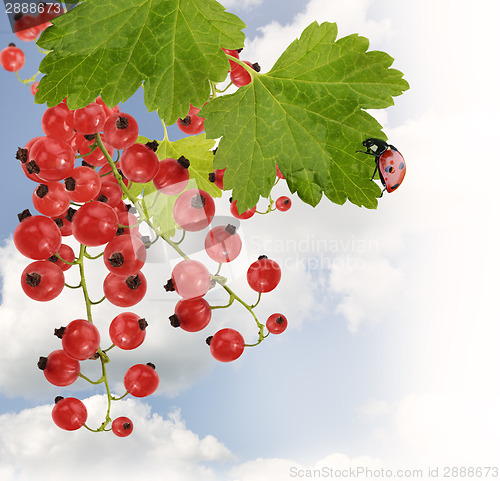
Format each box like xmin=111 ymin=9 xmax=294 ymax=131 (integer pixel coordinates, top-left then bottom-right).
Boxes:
xmin=6 ymin=40 xmax=292 ymax=435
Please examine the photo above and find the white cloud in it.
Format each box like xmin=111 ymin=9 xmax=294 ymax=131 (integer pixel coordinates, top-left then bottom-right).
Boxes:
xmin=219 ymin=0 xmax=263 ymax=11
xmin=229 ymin=453 xmax=385 ymax=481
xmin=241 ymin=0 xmax=392 ymax=73
xmin=0 ymin=395 xmax=232 ymax=481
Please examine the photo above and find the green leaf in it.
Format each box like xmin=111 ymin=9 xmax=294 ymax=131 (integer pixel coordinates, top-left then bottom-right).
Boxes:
xmin=128 ymin=134 xmax=220 ymax=238
xmin=36 ymin=0 xmax=245 ymax=124
xmin=201 ymin=21 xmax=410 ymax=211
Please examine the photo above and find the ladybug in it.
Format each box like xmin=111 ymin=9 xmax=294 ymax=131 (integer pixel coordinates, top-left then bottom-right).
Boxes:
xmin=358 ymin=138 xmax=406 ymax=193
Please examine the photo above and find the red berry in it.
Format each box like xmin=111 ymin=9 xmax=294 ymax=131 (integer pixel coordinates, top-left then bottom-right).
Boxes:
xmin=40 ymin=350 xmax=80 ymax=387
xmin=71 ymin=201 xmax=119 ymax=247
xmin=103 ymin=235 xmax=147 ymax=277
xmin=112 ymin=417 xmax=134 ymax=437
xmin=48 ymin=243 xmax=75 ymax=271
xmin=171 ymin=260 xmax=211 ymax=300
xmin=30 ymin=81 xmax=40 ymax=96
xmin=266 ymin=313 xmax=288 ymax=334
xmin=21 ymin=260 xmax=64 ymax=302
xmin=247 ymin=256 xmax=281 ymax=293
xmin=30 ymin=136 xmax=75 ymax=182
xmin=41 ymin=103 xmax=75 ymax=141
xmin=64 ymin=166 xmax=102 ymax=203
xmin=230 ymin=199 xmax=256 ymax=220
xmin=177 ymin=104 xmax=205 ymax=135
xmin=103 ymin=272 xmax=147 ymax=307
xmin=61 ymin=319 xmax=101 ymax=361
xmin=204 ymin=225 xmax=242 ymax=263
xmin=209 ymin=168 xmax=225 ymax=190
xmin=208 ymin=328 xmax=245 ymax=362
xmin=124 ymin=363 xmax=159 ymax=397
xmin=230 ymin=60 xmax=256 ymax=87
xmin=52 ymin=397 xmax=87 ymax=431
xmin=14 ymin=214 xmax=62 ymax=260
xmin=153 ymin=157 xmax=190 ymax=195
xmin=120 ymin=143 xmax=159 ymax=183
xmin=173 ymin=189 xmax=215 ymax=231
xmin=32 ymin=181 xmax=70 ymax=217
xmin=275 ymin=196 xmax=292 ymax=212
xmin=173 ymin=298 xmax=211 ymax=332
xmin=109 ymin=312 xmax=147 ymax=350
xmin=73 ymin=102 xmax=106 ymax=135
xmin=14 ymin=15 xmax=42 ymax=42
xmin=103 ymin=113 xmax=139 ymax=150
xmin=0 ymin=44 xmax=25 ymax=71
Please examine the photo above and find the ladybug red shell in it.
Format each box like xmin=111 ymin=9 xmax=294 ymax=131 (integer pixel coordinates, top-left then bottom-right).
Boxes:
xmin=359 ymin=138 xmax=406 ymax=193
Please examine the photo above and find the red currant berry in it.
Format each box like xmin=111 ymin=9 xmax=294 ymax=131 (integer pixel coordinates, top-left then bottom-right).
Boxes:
xmin=208 ymin=168 xmax=225 ymax=190
xmin=60 ymin=319 xmax=101 ymax=361
xmin=153 ymin=157 xmax=190 ymax=195
xmin=275 ymin=196 xmax=292 ymax=212
xmin=208 ymin=328 xmax=245 ymax=362
xmin=21 ymin=260 xmax=64 ymax=302
xmin=173 ymin=189 xmax=215 ymax=231
xmin=48 ymin=243 xmax=75 ymax=271
xmin=93 ymin=179 xmax=123 ymax=207
xmin=13 ymin=15 xmax=41 ymax=41
xmin=41 ymin=103 xmax=75 ymax=141
xmin=19 ymin=136 xmax=44 ymax=182
xmin=103 ymin=235 xmax=147 ymax=277
xmin=247 ymin=256 xmax=281 ymax=293
xmin=30 ymin=81 xmax=39 ymax=96
xmin=171 ymin=259 xmax=211 ymax=299
xmin=30 ymin=136 xmax=75 ymax=182
xmin=71 ymin=201 xmax=119 ymax=246
xmin=276 ymin=165 xmax=285 ymax=179
xmin=103 ymin=113 xmax=139 ymax=150
xmin=64 ymin=166 xmax=102 ymax=203
xmin=51 ymin=212 xmax=74 ymax=237
xmin=32 ymin=181 xmax=71 ymax=217
xmin=266 ymin=313 xmax=288 ymax=334
xmin=204 ymin=225 xmax=242 ymax=263
xmin=73 ymin=102 xmax=106 ymax=135
xmin=172 ymin=298 xmax=211 ymax=332
xmin=112 ymin=417 xmax=134 ymax=437
xmin=103 ymin=272 xmax=147 ymax=307
xmin=14 ymin=214 xmax=62 ymax=260
xmin=120 ymin=143 xmax=159 ymax=183
xmin=230 ymin=60 xmax=260 ymax=87
xmin=177 ymin=104 xmax=205 ymax=135
xmin=222 ymin=47 xmax=240 ymax=70
xmin=124 ymin=363 xmax=159 ymax=397
xmin=230 ymin=199 xmax=256 ymax=220
xmin=39 ymin=350 xmax=80 ymax=387
xmin=109 ymin=312 xmax=147 ymax=350
xmin=52 ymin=397 xmax=87 ymax=431
xmin=0 ymin=44 xmax=25 ymax=71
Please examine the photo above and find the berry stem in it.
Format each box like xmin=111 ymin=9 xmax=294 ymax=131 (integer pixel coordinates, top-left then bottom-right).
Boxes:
xmin=95 ymin=133 xmax=190 ymax=261
xmin=78 ymin=372 xmax=104 ymax=385
xmin=14 ymin=70 xmax=40 ymax=85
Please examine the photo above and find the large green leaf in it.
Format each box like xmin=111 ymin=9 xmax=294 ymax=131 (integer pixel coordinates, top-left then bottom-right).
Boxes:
xmin=201 ymin=21 xmax=410 ymax=211
xmin=36 ymin=0 xmax=245 ymax=124
xmin=128 ymin=134 xmax=220 ymax=238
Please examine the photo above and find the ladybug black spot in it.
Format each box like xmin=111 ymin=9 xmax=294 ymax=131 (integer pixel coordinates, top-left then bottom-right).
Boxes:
xmin=399 ymin=162 xmax=405 ymax=170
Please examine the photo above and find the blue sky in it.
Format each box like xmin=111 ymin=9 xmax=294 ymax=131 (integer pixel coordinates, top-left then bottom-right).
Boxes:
xmin=1 ymin=1 xmax=500 ymax=480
